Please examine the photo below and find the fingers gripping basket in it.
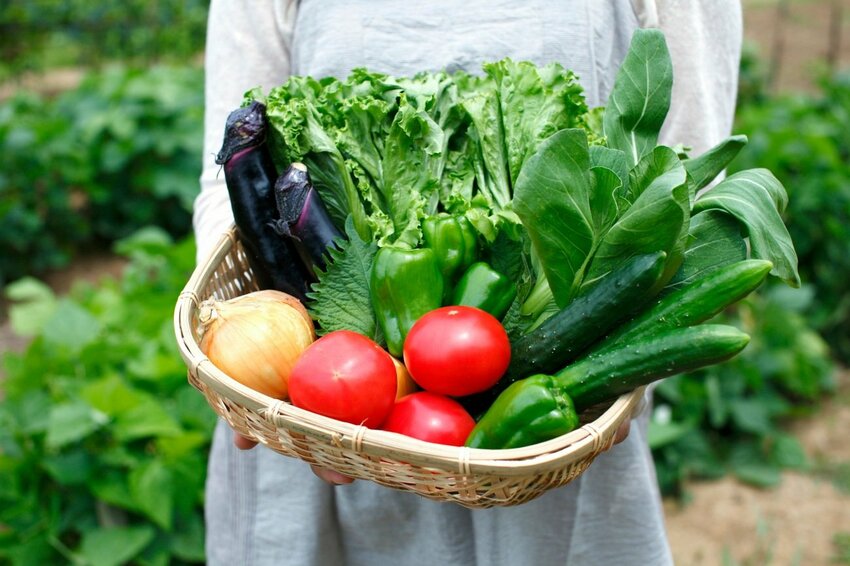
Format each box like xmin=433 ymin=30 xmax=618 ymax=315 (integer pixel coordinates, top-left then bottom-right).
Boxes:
xmin=173 ymin=227 xmax=646 ymax=508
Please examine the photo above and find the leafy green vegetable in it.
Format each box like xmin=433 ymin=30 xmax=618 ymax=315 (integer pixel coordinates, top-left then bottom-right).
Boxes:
xmin=666 ymin=210 xmax=747 ymax=290
xmin=258 ymin=58 xmax=593 ymax=251
xmin=683 ymin=134 xmax=748 ymax=191
xmin=379 ymin=93 xmax=445 ymax=247
xmin=307 ymin=217 xmax=383 ymax=342
xmin=462 ymin=86 xmax=512 ymax=209
xmin=586 ymin=146 xmax=689 ymax=284
xmin=513 ymin=129 xmax=597 ymax=306
xmin=693 ymin=169 xmax=800 ymax=287
xmin=485 ymin=59 xmax=589 ymax=186
xmin=589 ymin=166 xmax=622 ymax=233
xmin=589 ymin=145 xmax=630 ymax=198
xmin=602 ymin=29 xmax=673 ymax=168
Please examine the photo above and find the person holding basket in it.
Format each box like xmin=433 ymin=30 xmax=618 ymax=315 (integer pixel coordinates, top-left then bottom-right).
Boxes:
xmin=194 ymin=1 xmax=743 ymax=564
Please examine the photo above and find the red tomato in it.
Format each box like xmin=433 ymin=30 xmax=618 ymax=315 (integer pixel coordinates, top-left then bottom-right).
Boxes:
xmin=381 ymin=392 xmax=476 ymax=446
xmin=403 ymin=306 xmax=511 ymax=397
xmin=288 ymin=330 xmax=397 ymax=427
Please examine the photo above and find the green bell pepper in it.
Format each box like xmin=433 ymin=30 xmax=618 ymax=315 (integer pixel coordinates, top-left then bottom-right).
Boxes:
xmin=422 ymin=214 xmax=478 ymax=292
xmin=452 ymin=262 xmax=517 ymax=319
xmin=465 ymin=374 xmax=579 ymax=449
xmin=370 ymin=247 xmax=444 ymax=357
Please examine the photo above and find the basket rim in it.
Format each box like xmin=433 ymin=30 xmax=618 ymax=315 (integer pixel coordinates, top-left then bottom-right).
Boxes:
xmin=173 ymin=226 xmax=645 ymax=476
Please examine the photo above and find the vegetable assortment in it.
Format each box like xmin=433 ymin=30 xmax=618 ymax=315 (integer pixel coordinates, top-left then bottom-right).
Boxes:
xmin=201 ymin=29 xmax=800 ymax=450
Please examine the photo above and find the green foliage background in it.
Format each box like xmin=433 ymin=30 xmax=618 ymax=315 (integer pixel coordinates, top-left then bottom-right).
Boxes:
xmin=1 ymin=230 xmax=212 ymax=566
xmin=0 ymin=65 xmax=203 ymax=286
xmin=731 ymin=73 xmax=850 ymax=364
xmin=0 ymin=1 xmax=210 ymax=80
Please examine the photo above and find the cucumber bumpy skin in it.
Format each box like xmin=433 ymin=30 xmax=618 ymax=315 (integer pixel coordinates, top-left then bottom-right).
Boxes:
xmin=506 ymin=251 xmax=668 ymax=383
xmin=558 ymin=324 xmax=751 ymax=412
xmin=595 ymin=259 xmax=772 ymax=350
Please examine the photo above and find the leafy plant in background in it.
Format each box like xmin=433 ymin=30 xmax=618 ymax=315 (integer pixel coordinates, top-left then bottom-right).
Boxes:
xmin=56 ymin=66 xmax=203 ymax=240
xmin=736 ymin=41 xmax=770 ymax=108
xmin=0 ymin=0 xmax=210 ymax=80
xmin=0 ymin=229 xmax=214 ymax=566
xmin=0 ymin=65 xmax=203 ymax=286
xmin=0 ymin=94 xmax=89 ymax=279
xmin=650 ymin=285 xmax=835 ymax=495
xmin=730 ymin=71 xmax=850 ymax=364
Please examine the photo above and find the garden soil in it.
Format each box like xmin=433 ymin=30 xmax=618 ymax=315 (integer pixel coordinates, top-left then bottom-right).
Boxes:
xmin=743 ymin=0 xmax=850 ymax=94
xmin=665 ymin=369 xmax=850 ymax=565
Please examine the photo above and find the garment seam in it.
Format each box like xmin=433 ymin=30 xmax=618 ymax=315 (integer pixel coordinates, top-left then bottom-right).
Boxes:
xmin=245 ymin=440 xmax=259 ymax=565
xmin=585 ymin=0 xmax=600 ymax=107
xmin=563 ymin=472 xmax=584 ymax=563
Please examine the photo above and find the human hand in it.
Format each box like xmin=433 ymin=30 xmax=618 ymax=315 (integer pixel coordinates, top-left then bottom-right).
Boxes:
xmin=233 ymin=432 xmax=355 ymax=485
xmin=233 ymin=432 xmax=259 ymax=450
xmin=309 ymin=465 xmax=355 ymax=485
xmin=613 ymin=419 xmax=631 ymax=445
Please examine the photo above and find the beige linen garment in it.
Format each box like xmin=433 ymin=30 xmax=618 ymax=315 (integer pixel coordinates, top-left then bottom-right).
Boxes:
xmin=195 ymin=2 xmax=742 ymax=564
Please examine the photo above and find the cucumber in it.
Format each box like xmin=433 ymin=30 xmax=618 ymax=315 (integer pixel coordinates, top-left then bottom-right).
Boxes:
xmin=592 ymin=259 xmax=772 ymax=352
xmin=558 ymin=324 xmax=750 ymax=412
xmin=458 ymin=252 xmax=667 ymax=418
xmin=506 ymin=251 xmax=667 ymax=381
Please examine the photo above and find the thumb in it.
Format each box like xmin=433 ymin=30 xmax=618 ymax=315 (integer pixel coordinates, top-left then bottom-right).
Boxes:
xmin=234 ymin=433 xmax=259 ymax=450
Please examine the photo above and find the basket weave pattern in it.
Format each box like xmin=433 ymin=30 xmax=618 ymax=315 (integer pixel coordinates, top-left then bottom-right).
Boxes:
xmin=173 ymin=227 xmax=645 ymax=508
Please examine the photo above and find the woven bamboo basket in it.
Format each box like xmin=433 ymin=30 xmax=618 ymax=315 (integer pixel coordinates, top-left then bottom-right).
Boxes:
xmin=173 ymin=226 xmax=646 ymax=508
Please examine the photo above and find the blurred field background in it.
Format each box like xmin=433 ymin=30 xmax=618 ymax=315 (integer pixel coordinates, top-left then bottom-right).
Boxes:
xmin=0 ymin=1 xmax=848 ymax=565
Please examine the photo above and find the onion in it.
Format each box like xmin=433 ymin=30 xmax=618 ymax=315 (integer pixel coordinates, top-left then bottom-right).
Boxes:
xmin=198 ymin=290 xmax=315 ymax=399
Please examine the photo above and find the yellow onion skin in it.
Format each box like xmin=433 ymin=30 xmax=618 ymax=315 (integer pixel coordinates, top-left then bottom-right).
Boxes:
xmin=198 ymin=290 xmax=315 ymax=399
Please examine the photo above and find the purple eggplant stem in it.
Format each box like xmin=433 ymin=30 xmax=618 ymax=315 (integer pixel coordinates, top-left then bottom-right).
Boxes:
xmin=215 ymin=101 xmax=268 ymax=165
xmin=273 ymin=163 xmax=343 ymax=273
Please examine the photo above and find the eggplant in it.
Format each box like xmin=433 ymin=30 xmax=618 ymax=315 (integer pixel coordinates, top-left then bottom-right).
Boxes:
xmin=215 ymin=102 xmax=311 ymax=300
xmin=272 ymin=163 xmax=343 ymax=275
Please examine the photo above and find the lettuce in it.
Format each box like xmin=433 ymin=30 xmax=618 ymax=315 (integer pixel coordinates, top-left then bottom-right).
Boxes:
xmin=255 ymin=60 xmax=592 ymax=249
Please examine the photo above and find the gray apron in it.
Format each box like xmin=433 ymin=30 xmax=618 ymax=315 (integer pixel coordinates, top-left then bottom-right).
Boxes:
xmin=205 ymin=2 xmax=673 ymax=564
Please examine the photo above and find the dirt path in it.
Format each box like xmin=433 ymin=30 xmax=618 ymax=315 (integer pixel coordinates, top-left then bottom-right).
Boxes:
xmin=665 ymin=369 xmax=850 ymax=565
